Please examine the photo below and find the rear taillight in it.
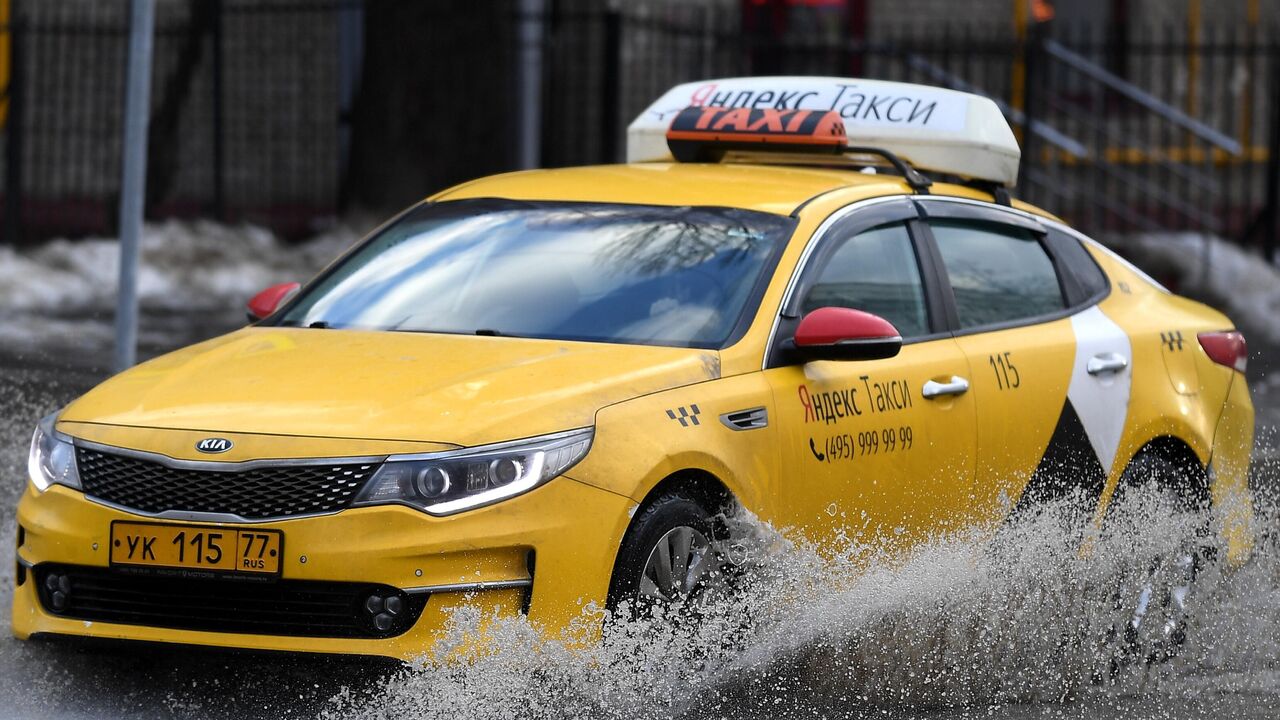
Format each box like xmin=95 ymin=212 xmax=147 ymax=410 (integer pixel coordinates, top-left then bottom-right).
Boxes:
xmin=1198 ymin=330 xmax=1248 ymax=373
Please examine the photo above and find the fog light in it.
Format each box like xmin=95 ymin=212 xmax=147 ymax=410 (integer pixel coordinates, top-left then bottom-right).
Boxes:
xmin=363 ymin=591 xmax=405 ymax=633
xmin=44 ymin=571 xmax=70 ymax=612
xmin=384 ymin=595 xmax=403 ymax=615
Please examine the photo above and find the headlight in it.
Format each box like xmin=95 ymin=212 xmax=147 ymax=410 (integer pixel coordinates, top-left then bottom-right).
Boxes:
xmin=352 ymin=427 xmax=593 ymax=516
xmin=28 ymin=412 xmax=81 ymax=493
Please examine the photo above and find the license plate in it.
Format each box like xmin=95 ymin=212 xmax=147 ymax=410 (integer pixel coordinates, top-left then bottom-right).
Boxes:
xmin=110 ymin=521 xmax=283 ymax=576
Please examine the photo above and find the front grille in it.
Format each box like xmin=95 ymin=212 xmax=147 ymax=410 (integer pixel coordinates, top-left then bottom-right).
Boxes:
xmin=35 ymin=564 xmax=426 ymax=639
xmin=76 ymin=448 xmax=378 ymax=520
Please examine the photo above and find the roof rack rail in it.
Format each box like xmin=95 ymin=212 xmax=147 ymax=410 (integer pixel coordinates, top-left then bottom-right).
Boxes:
xmin=846 ymin=146 xmax=932 ymax=194
xmin=706 ymin=145 xmax=935 ymax=194
xmin=962 ymin=179 xmax=1012 ymax=206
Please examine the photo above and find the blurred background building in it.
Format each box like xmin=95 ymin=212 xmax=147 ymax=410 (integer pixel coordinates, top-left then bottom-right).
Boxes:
xmin=0 ymin=0 xmax=1278 ymax=260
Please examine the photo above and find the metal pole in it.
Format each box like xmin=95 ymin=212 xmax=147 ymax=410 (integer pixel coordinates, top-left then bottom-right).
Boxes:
xmin=210 ymin=0 xmax=224 ymax=221
xmin=4 ymin=11 xmax=22 ymax=246
xmin=115 ymin=0 xmax=155 ymax=372
xmin=516 ymin=0 xmax=544 ymax=170
xmin=1017 ymin=20 xmax=1041 ymax=195
xmin=1265 ymin=47 xmax=1280 ymax=263
xmin=600 ymin=7 xmax=621 ymax=164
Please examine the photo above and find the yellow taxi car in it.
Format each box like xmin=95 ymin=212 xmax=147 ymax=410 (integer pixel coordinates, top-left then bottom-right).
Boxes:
xmin=13 ymin=78 xmax=1255 ymax=660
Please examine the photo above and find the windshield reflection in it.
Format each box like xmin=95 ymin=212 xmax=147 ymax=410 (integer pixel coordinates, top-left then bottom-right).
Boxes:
xmin=277 ymin=200 xmax=793 ymax=349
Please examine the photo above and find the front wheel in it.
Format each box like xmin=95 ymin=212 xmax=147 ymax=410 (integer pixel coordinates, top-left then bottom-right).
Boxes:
xmin=607 ymin=492 xmax=725 ymax=618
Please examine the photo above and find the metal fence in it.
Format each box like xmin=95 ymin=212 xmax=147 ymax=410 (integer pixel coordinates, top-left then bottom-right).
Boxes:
xmin=1 ymin=0 xmax=1278 ymax=259
xmin=2 ymin=0 xmax=356 ymax=242
xmin=547 ymin=6 xmax=1280 ymax=256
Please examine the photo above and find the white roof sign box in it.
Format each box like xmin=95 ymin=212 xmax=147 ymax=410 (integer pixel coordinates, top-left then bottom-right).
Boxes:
xmin=627 ymin=77 xmax=1022 ymax=187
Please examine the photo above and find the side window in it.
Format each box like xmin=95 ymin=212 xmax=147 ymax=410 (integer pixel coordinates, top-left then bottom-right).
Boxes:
xmin=1044 ymin=228 xmax=1109 ymax=303
xmin=931 ymin=220 xmax=1066 ymax=329
xmin=800 ymin=222 xmax=930 ymax=338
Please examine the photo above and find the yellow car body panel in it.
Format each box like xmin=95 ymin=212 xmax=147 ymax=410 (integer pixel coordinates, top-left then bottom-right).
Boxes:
xmin=59 ymin=328 xmax=721 ymax=448
xmin=1210 ymin=372 xmax=1256 ymax=567
xmin=765 ymin=337 xmax=980 ymax=543
xmin=12 ymin=161 xmax=1256 ymax=659
xmin=435 ymin=163 xmax=907 ymax=217
xmin=1082 ymin=243 xmax=1254 ymax=560
xmin=953 ymin=318 xmax=1076 ymax=525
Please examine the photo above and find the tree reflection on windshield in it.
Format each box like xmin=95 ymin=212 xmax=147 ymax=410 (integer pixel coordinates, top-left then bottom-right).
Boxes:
xmin=276 ymin=200 xmax=792 ymax=349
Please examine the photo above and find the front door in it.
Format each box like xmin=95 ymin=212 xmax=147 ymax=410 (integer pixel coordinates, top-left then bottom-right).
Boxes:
xmin=764 ymin=212 xmax=977 ymax=549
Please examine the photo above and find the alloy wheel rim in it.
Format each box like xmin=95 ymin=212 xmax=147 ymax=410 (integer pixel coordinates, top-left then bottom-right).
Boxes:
xmin=639 ymin=525 xmax=714 ymax=603
xmin=1129 ymin=550 xmax=1197 ymax=647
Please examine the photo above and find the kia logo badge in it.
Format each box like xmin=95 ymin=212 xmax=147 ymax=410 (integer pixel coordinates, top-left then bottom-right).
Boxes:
xmin=195 ymin=437 xmax=233 ymax=454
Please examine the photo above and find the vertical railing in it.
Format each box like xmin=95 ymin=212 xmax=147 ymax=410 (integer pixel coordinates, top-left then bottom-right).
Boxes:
xmin=209 ymin=0 xmax=225 ymax=222
xmin=3 ymin=11 xmax=21 ymax=245
xmin=1017 ymin=19 xmax=1045 ymax=196
xmin=1263 ymin=49 xmax=1280 ymax=261
xmin=599 ymin=6 xmax=621 ymax=164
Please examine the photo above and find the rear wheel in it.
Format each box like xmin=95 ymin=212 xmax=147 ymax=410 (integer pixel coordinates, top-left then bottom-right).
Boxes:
xmin=1103 ymin=451 xmax=1209 ymax=673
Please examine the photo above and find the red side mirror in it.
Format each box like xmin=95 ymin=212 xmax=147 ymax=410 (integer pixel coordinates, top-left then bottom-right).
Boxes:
xmin=792 ymin=307 xmax=902 ymax=361
xmin=247 ymin=282 xmax=300 ymax=322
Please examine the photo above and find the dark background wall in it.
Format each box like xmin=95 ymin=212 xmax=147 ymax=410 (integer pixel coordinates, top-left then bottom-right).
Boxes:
xmin=1 ymin=0 xmax=1279 ymax=259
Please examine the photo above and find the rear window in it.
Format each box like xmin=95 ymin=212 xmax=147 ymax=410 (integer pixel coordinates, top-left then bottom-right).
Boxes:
xmin=1045 ymin=228 xmax=1110 ymax=304
xmin=931 ymin=220 xmax=1067 ymax=329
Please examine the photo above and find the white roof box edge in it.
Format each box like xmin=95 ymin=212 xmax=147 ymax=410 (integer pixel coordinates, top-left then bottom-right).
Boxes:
xmin=626 ymin=76 xmax=1021 ymax=187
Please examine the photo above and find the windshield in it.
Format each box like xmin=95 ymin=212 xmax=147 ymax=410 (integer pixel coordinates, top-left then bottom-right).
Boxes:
xmin=275 ymin=200 xmax=793 ymax=349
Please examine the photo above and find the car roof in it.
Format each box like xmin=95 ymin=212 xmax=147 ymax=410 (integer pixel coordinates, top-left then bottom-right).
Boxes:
xmin=432 ymin=162 xmax=917 ymax=216
xmin=433 ymin=162 xmax=1058 ymax=222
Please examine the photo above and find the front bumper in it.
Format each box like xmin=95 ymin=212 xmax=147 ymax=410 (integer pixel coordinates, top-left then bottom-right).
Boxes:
xmin=12 ymin=475 xmax=634 ymax=661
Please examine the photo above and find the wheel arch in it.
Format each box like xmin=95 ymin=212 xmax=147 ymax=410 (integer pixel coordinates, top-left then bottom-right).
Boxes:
xmin=1115 ymin=434 xmax=1211 ymax=508
xmin=633 ymin=467 xmax=737 ymax=520
xmin=604 ymin=467 xmax=738 ymax=612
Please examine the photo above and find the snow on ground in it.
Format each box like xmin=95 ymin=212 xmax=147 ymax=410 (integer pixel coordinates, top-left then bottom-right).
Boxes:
xmin=0 ymin=219 xmax=368 ymax=359
xmin=0 ymin=219 xmax=360 ymax=314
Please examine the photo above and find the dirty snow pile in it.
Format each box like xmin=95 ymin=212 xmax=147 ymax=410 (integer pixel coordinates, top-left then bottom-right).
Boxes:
xmin=0 ymin=220 xmax=358 ymax=314
xmin=0 ymin=220 xmax=363 ymax=358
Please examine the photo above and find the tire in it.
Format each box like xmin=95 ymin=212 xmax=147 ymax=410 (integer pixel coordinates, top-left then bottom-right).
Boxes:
xmin=1102 ymin=451 xmax=1209 ymax=673
xmin=1109 ymin=451 xmax=1206 ymax=516
xmin=607 ymin=491 xmax=723 ymax=618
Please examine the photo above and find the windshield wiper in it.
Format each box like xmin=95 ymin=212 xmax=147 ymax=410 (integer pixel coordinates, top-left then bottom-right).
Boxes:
xmin=474 ymin=328 xmax=502 ymax=337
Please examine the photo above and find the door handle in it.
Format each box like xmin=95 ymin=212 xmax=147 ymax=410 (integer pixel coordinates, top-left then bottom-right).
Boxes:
xmin=1087 ymin=352 xmax=1128 ymax=376
xmin=922 ymin=376 xmax=970 ymax=399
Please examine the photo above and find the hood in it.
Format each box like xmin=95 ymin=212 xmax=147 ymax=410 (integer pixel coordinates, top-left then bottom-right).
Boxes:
xmin=62 ymin=327 xmax=721 ymax=447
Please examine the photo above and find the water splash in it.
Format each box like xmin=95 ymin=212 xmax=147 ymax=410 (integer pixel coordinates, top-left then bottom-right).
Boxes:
xmin=324 ymin=489 xmax=1280 ymax=720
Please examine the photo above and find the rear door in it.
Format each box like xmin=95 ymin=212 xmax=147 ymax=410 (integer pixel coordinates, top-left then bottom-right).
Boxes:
xmin=916 ymin=199 xmax=1129 ymax=522
xmin=764 ymin=199 xmax=979 ymax=546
